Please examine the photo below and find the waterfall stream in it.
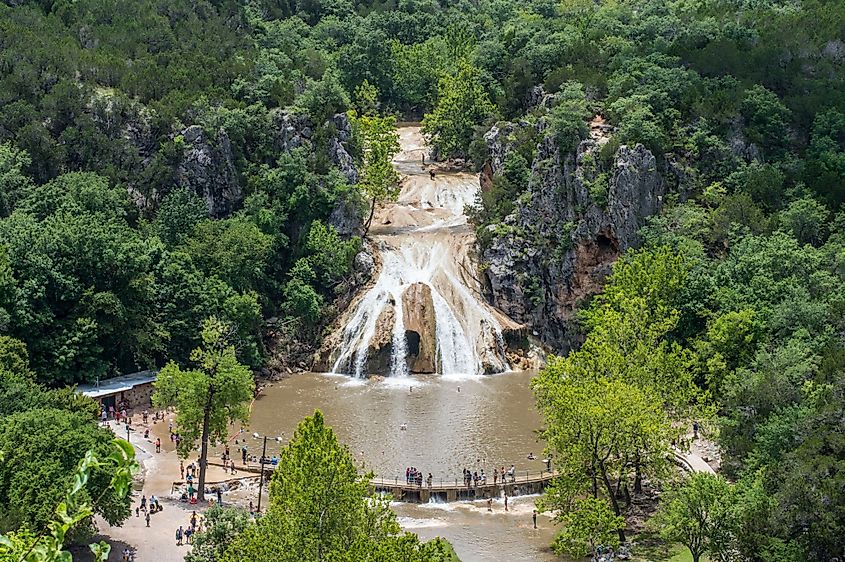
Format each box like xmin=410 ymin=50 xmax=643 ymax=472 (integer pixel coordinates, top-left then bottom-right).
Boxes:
xmin=328 ymin=125 xmax=516 ymax=378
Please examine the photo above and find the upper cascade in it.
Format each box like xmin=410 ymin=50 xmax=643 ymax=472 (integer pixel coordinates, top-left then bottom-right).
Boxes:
xmin=319 ymin=126 xmax=519 ymax=377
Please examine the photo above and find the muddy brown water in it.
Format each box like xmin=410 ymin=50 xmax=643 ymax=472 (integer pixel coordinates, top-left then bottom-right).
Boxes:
xmin=225 ymin=371 xmax=564 ymax=561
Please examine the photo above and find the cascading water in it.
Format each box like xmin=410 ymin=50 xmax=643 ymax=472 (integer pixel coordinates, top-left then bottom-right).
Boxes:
xmin=328 ymin=125 xmax=517 ymax=378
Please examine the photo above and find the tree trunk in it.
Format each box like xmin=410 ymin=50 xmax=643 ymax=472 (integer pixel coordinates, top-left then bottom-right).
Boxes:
xmin=363 ymin=196 xmax=376 ymax=238
xmin=197 ymin=385 xmax=215 ymax=502
xmin=600 ymin=462 xmax=626 ymax=544
xmin=634 ymin=452 xmax=643 ymax=493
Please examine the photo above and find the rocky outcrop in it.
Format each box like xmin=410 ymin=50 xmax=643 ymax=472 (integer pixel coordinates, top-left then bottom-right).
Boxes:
xmin=365 ymin=300 xmax=396 ymax=374
xmin=481 ymin=119 xmax=666 ymax=351
xmin=270 ymin=109 xmax=358 ymax=184
xmin=129 ymin=110 xmax=360 ymax=221
xmin=402 ymin=283 xmax=437 ymax=373
xmin=175 ymin=125 xmax=241 ymax=218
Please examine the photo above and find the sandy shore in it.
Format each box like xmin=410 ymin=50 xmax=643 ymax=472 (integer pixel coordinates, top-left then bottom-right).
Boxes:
xmin=79 ymin=412 xmax=254 ymax=562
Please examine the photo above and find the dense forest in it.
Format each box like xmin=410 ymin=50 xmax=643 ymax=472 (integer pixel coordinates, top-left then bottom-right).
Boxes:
xmin=0 ymin=0 xmax=844 ymax=560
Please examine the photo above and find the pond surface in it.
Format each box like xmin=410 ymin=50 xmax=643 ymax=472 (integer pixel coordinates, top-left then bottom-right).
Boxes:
xmin=235 ymin=371 xmax=563 ymax=561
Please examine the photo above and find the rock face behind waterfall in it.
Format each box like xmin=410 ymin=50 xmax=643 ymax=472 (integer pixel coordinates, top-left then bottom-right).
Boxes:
xmin=481 ymin=118 xmax=666 ymax=352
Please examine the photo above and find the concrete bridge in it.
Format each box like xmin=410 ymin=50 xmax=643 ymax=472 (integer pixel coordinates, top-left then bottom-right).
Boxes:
xmin=370 ymin=471 xmax=557 ymax=503
xmin=207 ymin=461 xmax=557 ymax=503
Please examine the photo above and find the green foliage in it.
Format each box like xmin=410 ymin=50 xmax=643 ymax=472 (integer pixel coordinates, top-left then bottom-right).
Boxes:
xmin=186 ymin=506 xmax=252 ymax=562
xmin=422 ymin=60 xmax=494 ymax=158
xmin=152 ymin=318 xmax=254 ymax=500
xmin=806 ymin=110 xmax=845 ymax=205
xmin=283 ymin=260 xmax=324 ymax=325
xmin=353 ymin=112 xmax=400 ymax=234
xmin=0 ymin=440 xmax=138 ymax=562
xmin=549 ymin=82 xmax=590 ymax=153
xmin=777 ymin=196 xmax=829 ymax=246
xmin=305 ymin=221 xmax=360 ymax=287
xmin=653 ymin=473 xmax=736 ymax=562
xmin=221 ymin=411 xmax=450 ymax=562
xmin=553 ymin=497 xmax=624 ymax=559
xmin=0 ymin=143 xmax=33 ymax=218
xmin=155 ymin=189 xmax=209 ymax=246
xmin=741 ymin=85 xmax=792 ymax=159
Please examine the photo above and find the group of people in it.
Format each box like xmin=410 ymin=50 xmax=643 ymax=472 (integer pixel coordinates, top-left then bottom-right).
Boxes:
xmin=100 ymin=401 xmax=131 ymax=425
xmin=405 ymin=467 xmax=432 ymax=487
xmin=134 ymin=494 xmax=161 ymax=527
xmin=175 ymin=510 xmax=203 ymax=546
xmin=462 ymin=465 xmax=516 ymax=487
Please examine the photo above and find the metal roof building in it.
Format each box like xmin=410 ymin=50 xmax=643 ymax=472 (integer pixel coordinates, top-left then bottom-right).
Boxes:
xmin=77 ymin=370 xmax=157 ymax=398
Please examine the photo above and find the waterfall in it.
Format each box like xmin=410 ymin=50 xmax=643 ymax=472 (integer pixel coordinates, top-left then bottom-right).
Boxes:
xmin=327 ymin=126 xmax=514 ymax=378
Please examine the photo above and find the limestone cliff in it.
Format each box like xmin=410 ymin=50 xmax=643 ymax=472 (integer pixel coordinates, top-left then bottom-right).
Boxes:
xmin=175 ymin=125 xmax=241 ymax=218
xmin=131 ymin=110 xmax=359 ymax=222
xmin=480 ymin=117 xmax=666 ymax=352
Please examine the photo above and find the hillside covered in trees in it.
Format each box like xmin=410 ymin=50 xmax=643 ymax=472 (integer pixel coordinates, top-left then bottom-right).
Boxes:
xmin=0 ymin=0 xmax=844 ymax=559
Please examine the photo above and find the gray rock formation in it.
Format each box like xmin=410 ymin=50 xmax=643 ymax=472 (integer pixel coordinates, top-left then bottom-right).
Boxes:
xmin=481 ymin=119 xmax=666 ymax=351
xmin=270 ymin=109 xmax=358 ymax=184
xmin=175 ymin=125 xmax=241 ymax=218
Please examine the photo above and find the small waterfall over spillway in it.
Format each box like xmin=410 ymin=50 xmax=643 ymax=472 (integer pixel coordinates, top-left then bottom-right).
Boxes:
xmin=327 ymin=126 xmax=516 ymax=378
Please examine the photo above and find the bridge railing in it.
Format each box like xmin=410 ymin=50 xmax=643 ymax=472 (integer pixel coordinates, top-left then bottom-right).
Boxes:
xmin=367 ymin=470 xmax=557 ymax=490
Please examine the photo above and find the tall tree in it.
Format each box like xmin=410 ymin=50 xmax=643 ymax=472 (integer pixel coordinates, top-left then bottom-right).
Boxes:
xmin=353 ymin=113 xmax=400 ymax=236
xmin=534 ymin=368 xmax=671 ymax=544
xmin=152 ymin=317 xmax=254 ymax=501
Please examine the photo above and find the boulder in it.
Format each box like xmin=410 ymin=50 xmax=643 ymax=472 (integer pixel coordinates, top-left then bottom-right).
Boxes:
xmin=401 ymin=283 xmax=437 ymax=373
xmin=366 ymin=299 xmax=396 ymax=374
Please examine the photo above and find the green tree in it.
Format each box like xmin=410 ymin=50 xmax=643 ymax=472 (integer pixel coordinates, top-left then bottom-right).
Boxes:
xmin=353 ymin=113 xmax=400 ymax=236
xmin=0 ymin=143 xmax=33 ymax=218
xmin=221 ymin=411 xmax=449 ymax=562
xmin=552 ymin=497 xmax=625 ymax=559
xmin=282 ymin=260 xmax=324 ymax=325
xmin=777 ymin=196 xmax=829 ymax=246
xmin=806 ymin=110 xmax=845 ymax=205
xmin=740 ymin=85 xmax=792 ymax=159
xmin=549 ymin=82 xmax=591 ymax=153
xmin=186 ymin=506 xmax=252 ymax=562
xmin=654 ymin=473 xmax=737 ymax=562
xmin=0 ymin=407 xmax=134 ymax=535
xmin=422 ymin=60 xmax=494 ymax=158
xmin=152 ymin=318 xmax=254 ymax=501
xmin=534 ymin=366 xmax=671 ymax=543
xmin=305 ymin=221 xmax=359 ymax=287
xmin=0 ymin=440 xmax=137 ymax=562
xmin=155 ymin=188 xmax=209 ymax=246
